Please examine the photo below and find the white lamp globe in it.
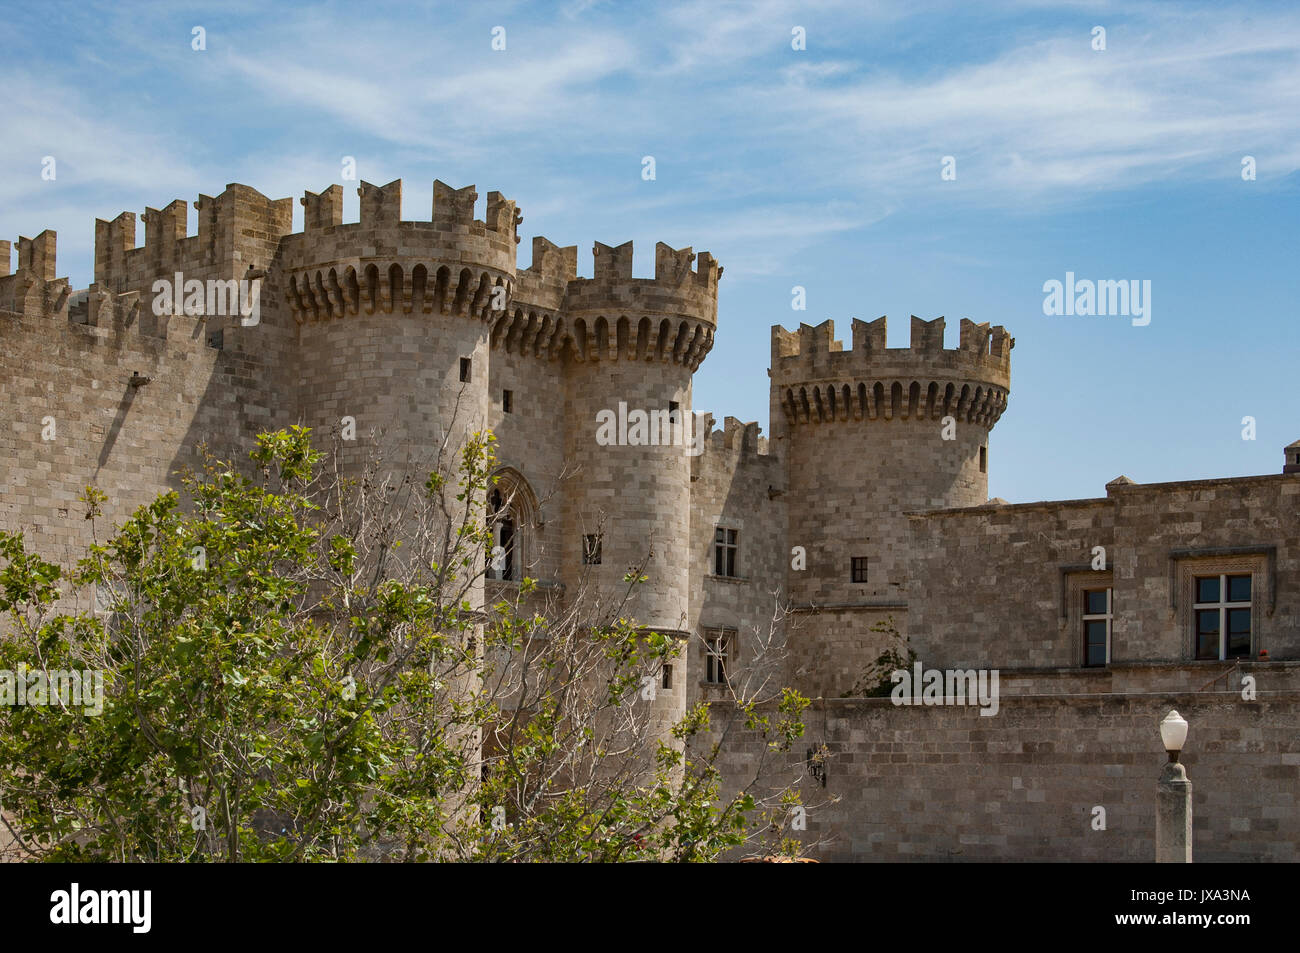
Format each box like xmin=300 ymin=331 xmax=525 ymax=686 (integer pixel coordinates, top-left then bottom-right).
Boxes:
xmin=1160 ymin=709 xmax=1188 ymax=755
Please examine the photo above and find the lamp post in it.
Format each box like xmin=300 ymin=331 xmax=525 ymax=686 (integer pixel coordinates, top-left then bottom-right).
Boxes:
xmin=1155 ymin=709 xmax=1192 ymax=862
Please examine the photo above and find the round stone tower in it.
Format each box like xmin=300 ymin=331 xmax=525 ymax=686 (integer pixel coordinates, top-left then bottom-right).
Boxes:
xmin=770 ymin=314 xmax=1012 ymax=609
xmin=277 ymin=178 xmax=520 ymax=474
xmin=558 ymin=239 xmax=719 ymax=732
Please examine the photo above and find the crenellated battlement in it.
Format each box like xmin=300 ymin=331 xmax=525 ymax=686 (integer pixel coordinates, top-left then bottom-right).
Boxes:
xmin=0 ymin=230 xmax=68 ymax=321
xmin=689 ymin=414 xmax=781 ymax=517
xmin=547 ymin=240 xmax=720 ymax=369
xmin=92 ymin=184 xmax=293 ymax=301
xmin=8 ymin=176 xmax=723 ymax=374
xmin=773 ymin=315 xmax=1012 ymax=367
xmin=86 ymin=177 xmax=526 ymax=321
xmin=511 ymin=236 xmax=577 ymax=312
xmin=490 ymin=239 xmax=721 ymax=369
xmin=279 ymin=178 xmax=522 ymax=323
xmin=562 ymin=240 xmax=719 ymax=320
xmin=16 ymin=230 xmax=58 ymax=281
xmin=772 ymin=316 xmax=1012 ymax=429
xmin=703 ymin=415 xmax=769 ymax=457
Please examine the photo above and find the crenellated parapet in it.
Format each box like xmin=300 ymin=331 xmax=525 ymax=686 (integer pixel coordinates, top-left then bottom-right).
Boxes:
xmin=511 ymin=236 xmax=576 ymax=311
xmin=0 ymin=227 xmax=188 ymax=348
xmin=772 ymin=315 xmax=1013 ymax=429
xmin=0 ymin=230 xmax=70 ymax=322
xmin=702 ymin=415 xmax=769 ymax=457
xmin=10 ymin=176 xmax=724 ymax=375
xmin=485 ymin=236 xmax=574 ymax=360
xmin=84 ymin=177 xmax=523 ymax=328
xmin=529 ymin=240 xmax=719 ymax=370
xmin=279 ymin=178 xmax=519 ymax=325
xmin=93 ymin=184 xmax=293 ymax=299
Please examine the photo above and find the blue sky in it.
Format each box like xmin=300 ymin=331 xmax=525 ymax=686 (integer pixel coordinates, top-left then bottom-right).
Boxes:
xmin=3 ymin=0 xmax=1297 ymax=502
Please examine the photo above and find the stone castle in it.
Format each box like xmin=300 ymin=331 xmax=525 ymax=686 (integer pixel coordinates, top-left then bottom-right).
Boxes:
xmin=2 ymin=177 xmax=1297 ymax=861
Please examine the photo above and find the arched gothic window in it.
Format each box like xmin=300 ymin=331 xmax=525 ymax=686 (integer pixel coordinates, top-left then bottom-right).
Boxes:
xmin=487 ymin=488 xmax=516 ymax=581
xmin=485 ymin=469 xmax=538 ymax=582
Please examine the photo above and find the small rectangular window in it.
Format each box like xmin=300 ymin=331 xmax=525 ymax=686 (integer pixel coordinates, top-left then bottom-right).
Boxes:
xmin=704 ymin=630 xmax=732 ymax=685
xmin=1082 ymin=587 xmax=1111 ymax=667
xmin=979 ymin=446 xmax=987 ymax=473
xmin=206 ymin=328 xmax=224 ymax=350
xmin=459 ymin=357 xmax=471 ymax=382
xmin=661 ymin=664 xmax=672 ymax=690
xmin=502 ymin=389 xmax=513 ymax=413
xmin=713 ymin=527 xmax=738 ymax=577
xmin=851 ymin=556 xmax=869 ymax=583
xmin=583 ymin=534 xmax=602 ymax=565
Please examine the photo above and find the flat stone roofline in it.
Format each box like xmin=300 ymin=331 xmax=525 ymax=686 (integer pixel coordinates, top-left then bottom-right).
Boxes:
xmin=905 ymin=496 xmax=1108 ymax=519
xmin=907 ymin=470 xmax=1300 ymax=519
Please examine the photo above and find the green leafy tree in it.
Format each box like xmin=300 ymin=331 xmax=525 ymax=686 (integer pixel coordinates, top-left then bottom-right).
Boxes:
xmin=843 ymin=616 xmax=916 ymax=698
xmin=0 ymin=427 xmax=812 ymax=862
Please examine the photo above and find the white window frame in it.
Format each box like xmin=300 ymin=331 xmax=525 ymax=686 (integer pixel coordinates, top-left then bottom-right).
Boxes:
xmin=713 ymin=527 xmax=738 ymax=578
xmin=1192 ymin=573 xmax=1252 ymax=661
xmin=1082 ymin=586 xmax=1112 ymax=667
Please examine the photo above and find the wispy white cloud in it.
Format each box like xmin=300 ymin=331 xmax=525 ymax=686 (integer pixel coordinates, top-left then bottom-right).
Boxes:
xmin=3 ymin=0 xmax=1299 ymax=289
xmin=747 ymin=13 xmax=1300 ymax=199
xmin=218 ymin=24 xmax=638 ymax=157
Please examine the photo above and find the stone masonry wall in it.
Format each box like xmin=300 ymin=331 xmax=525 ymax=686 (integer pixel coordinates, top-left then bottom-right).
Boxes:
xmin=708 ymin=682 xmax=1300 ymax=862
xmin=1112 ymin=475 xmax=1300 ymax=663
xmin=908 ymin=474 xmax=1300 ymax=673
xmin=908 ymin=498 xmax=1115 ymax=670
xmin=687 ymin=417 xmax=786 ymax=708
xmin=487 ymin=347 xmax=567 ymax=585
xmin=0 ymin=296 xmax=287 ymax=582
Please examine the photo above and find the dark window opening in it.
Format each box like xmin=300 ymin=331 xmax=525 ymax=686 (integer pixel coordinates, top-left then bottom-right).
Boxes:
xmin=206 ymin=329 xmax=224 ymax=350
xmin=1083 ymin=587 xmax=1111 ymax=667
xmin=851 ymin=556 xmax=869 ymax=583
xmin=705 ymin=631 xmax=732 ymax=685
xmin=661 ymin=664 xmax=672 ymax=690
xmin=487 ymin=488 xmax=515 ymax=581
xmin=502 ymin=389 xmax=513 ymax=413
xmin=713 ymin=527 xmax=738 ymax=577
xmin=979 ymin=446 xmax=987 ymax=473
xmin=460 ymin=357 xmax=471 ymax=382
xmin=1193 ymin=574 xmax=1251 ymax=660
xmin=583 ymin=534 xmax=602 ymax=566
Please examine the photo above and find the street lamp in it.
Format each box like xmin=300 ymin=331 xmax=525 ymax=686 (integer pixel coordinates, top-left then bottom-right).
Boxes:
xmin=1155 ymin=709 xmax=1192 ymax=863
xmin=1159 ymin=709 xmax=1188 ymax=763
